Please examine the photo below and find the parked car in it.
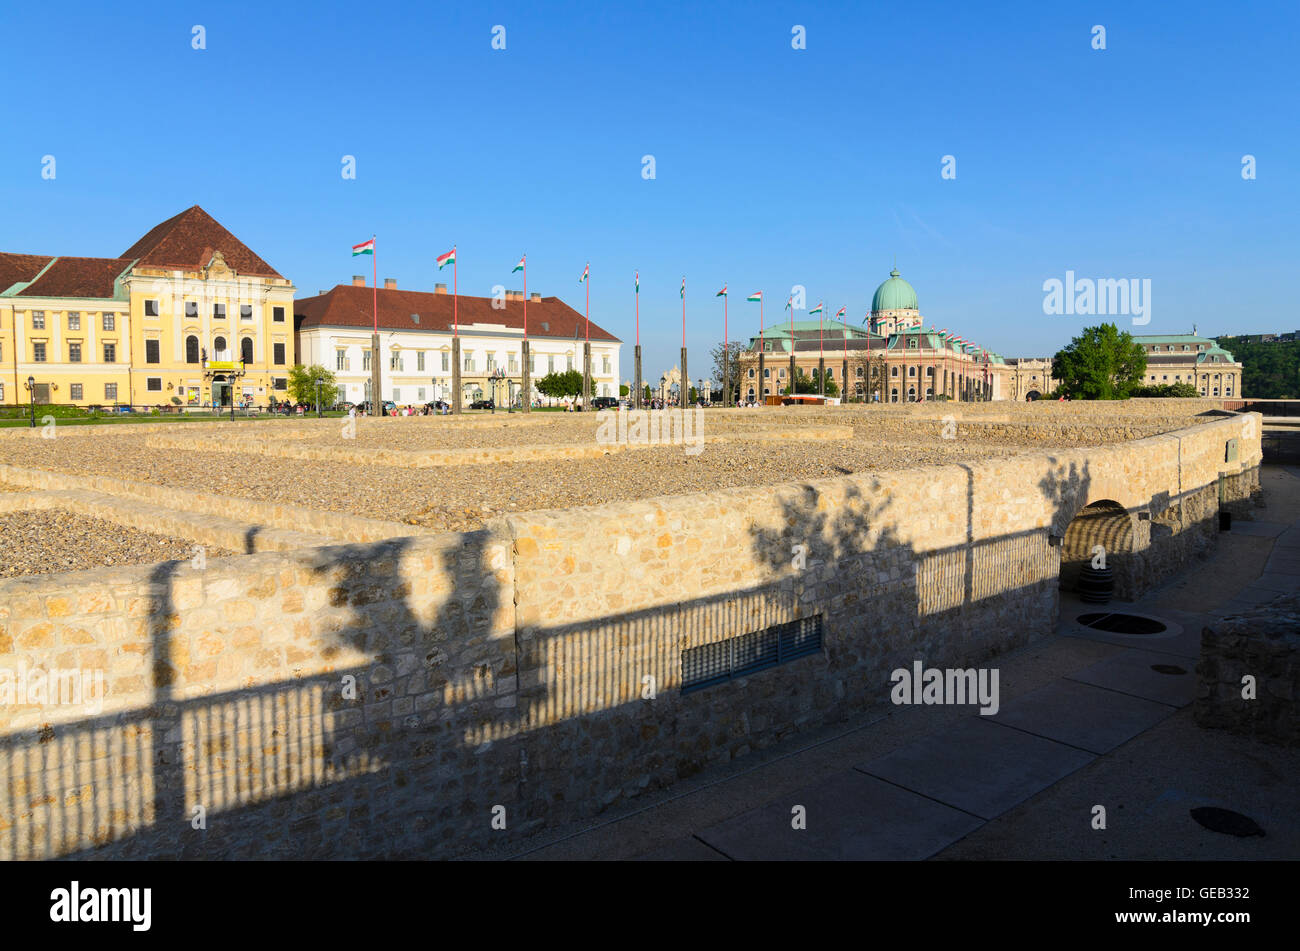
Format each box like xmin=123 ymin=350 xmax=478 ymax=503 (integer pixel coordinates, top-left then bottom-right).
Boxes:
xmin=590 ymin=396 xmax=619 ymax=411
xmin=470 ymin=398 xmax=495 ymax=410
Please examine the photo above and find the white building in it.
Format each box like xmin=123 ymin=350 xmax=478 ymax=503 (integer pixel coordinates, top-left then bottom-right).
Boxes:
xmin=294 ymin=278 xmax=622 ymax=406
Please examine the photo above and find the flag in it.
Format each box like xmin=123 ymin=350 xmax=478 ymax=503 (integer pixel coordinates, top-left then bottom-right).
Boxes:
xmin=834 ymin=307 xmax=846 ymax=319
xmin=746 ymin=291 xmax=762 ymax=302
xmin=680 ymin=277 xmax=686 ymax=298
xmin=351 ymin=238 xmax=375 ymax=256
xmin=436 ymin=247 xmax=456 ymax=270
xmin=716 ymin=284 xmax=727 ymax=297
xmin=512 ymin=255 xmax=525 ymax=273
xmin=579 ymin=263 xmax=589 ymax=283
xmin=809 ymin=301 xmax=823 ymax=316
xmin=635 ymin=271 xmax=639 ymax=294
xmin=784 ymin=297 xmax=792 ymax=311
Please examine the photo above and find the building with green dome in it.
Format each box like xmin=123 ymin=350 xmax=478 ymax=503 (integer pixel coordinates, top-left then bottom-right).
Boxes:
xmin=870 ymin=267 xmax=922 ymax=336
xmin=1133 ymin=333 xmax=1242 ymax=397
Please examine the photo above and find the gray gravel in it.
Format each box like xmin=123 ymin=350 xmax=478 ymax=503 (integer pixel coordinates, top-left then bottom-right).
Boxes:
xmin=0 ymin=510 xmax=232 ymax=578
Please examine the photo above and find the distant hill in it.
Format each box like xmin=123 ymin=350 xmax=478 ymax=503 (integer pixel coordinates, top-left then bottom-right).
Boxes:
xmin=1217 ymin=336 xmax=1300 ymax=398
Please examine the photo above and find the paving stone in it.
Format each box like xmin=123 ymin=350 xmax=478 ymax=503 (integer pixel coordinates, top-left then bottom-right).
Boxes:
xmin=634 ymin=836 xmax=730 ymax=861
xmin=858 ymin=718 xmax=1094 ymax=821
xmin=988 ymin=679 xmax=1177 ymax=754
xmin=1066 ymin=648 xmax=1198 ymax=707
xmin=697 ymin=769 xmax=983 ymax=860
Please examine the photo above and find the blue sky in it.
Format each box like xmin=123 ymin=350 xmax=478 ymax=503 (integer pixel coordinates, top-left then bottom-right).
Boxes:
xmin=2 ymin=0 xmax=1297 ymax=379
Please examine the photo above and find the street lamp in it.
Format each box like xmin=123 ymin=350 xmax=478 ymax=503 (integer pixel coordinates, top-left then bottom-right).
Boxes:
xmin=314 ymin=375 xmax=321 ymax=417
xmin=26 ymin=375 xmax=35 ymax=428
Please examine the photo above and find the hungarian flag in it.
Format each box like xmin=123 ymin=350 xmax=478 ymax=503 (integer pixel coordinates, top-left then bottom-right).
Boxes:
xmin=680 ymin=277 xmax=686 ymax=298
xmin=579 ymin=263 xmax=589 ymax=283
xmin=512 ymin=255 xmax=525 ymax=273
xmin=635 ymin=271 xmax=639 ymax=294
xmin=436 ymin=247 xmax=456 ymax=270
xmin=834 ymin=307 xmax=846 ymax=319
xmin=716 ymin=284 xmax=727 ymax=297
xmin=746 ymin=291 xmax=762 ymax=302
xmin=809 ymin=301 xmax=823 ymax=316
xmin=784 ymin=297 xmax=792 ymax=311
xmin=351 ymin=238 xmax=374 ymax=256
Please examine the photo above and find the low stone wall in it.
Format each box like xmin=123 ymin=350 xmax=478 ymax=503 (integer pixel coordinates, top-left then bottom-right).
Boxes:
xmin=1195 ymin=594 xmax=1300 ymax=746
xmin=0 ymin=413 xmax=1263 ymax=858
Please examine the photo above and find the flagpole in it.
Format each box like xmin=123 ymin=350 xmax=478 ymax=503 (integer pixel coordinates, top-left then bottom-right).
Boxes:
xmin=723 ymin=289 xmax=728 ymax=404
xmin=372 ymin=233 xmax=381 ymax=415
xmin=453 ymin=246 xmax=458 ymax=336
xmin=522 ymin=255 xmax=528 ymax=412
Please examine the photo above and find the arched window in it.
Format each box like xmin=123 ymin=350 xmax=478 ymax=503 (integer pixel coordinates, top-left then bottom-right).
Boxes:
xmin=855 ymin=366 xmax=864 ymax=378
xmin=185 ymin=335 xmax=199 ymax=364
xmin=214 ymin=336 xmax=227 ymax=356
xmin=241 ymin=337 xmax=253 ymax=365
xmin=927 ymin=366 xmax=934 ymax=376
xmin=908 ymin=366 xmax=916 ymax=377
xmin=891 ymin=366 xmax=899 ymax=377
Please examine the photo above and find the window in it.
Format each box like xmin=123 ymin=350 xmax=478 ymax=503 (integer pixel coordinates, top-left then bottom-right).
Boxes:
xmin=241 ymin=338 xmax=254 ymax=365
xmin=145 ymin=339 xmax=160 ymax=364
xmin=856 ymin=366 xmax=864 ymax=378
xmin=185 ymin=301 xmax=198 ymax=318
xmin=240 ymin=304 xmax=253 ymax=321
xmin=33 ymin=342 xmax=47 ymax=362
xmin=102 ymin=313 xmax=115 ymax=331
xmin=418 ymin=387 xmax=426 ymax=401
xmin=68 ymin=342 xmax=82 ymax=363
xmin=145 ymin=299 xmax=160 ymax=317
xmin=602 ymin=356 xmax=611 ymax=374
xmin=417 ymin=351 xmax=425 ymax=372
xmin=213 ymin=304 xmax=226 ymax=319
xmin=186 ymin=336 xmax=200 ymax=364
xmin=486 ymin=354 xmax=496 ymax=372
xmin=272 ymin=377 xmax=287 ymax=390
xmin=273 ymin=306 xmax=285 ymax=322
xmin=547 ymin=355 xmax=555 ymax=374
xmin=146 ymin=378 xmax=162 ymax=392
xmin=67 ymin=312 xmax=80 ymax=331
xmin=748 ymin=368 xmax=755 ymax=378
xmin=393 ymin=388 xmax=401 ymax=401
xmin=273 ymin=342 xmax=286 ymax=365
xmin=214 ymin=336 xmax=227 ymax=355
xmin=464 ymin=353 xmax=474 ymax=371
xmin=336 ymin=351 xmax=347 ymax=371
xmin=363 ymin=350 xmax=371 ymax=371
xmin=509 ymin=353 xmax=518 ymax=373
xmin=391 ymin=352 xmax=403 ymax=371
xmin=103 ymin=343 xmax=116 ymax=363
xmin=441 ymin=352 xmax=449 ymax=372
xmin=892 ymin=366 xmax=899 ymax=377
xmin=763 ymin=368 xmax=770 ymax=378
xmin=32 ymin=311 xmax=45 ymax=330
xmin=105 ymin=383 xmax=117 ymax=400
xmin=566 ymin=355 xmax=573 ymax=371
xmin=681 ymin=616 xmax=823 ymax=694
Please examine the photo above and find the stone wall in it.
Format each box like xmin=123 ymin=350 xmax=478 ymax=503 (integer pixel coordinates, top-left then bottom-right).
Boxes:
xmin=0 ymin=413 xmax=1263 ymax=858
xmin=1195 ymin=594 xmax=1300 ymax=746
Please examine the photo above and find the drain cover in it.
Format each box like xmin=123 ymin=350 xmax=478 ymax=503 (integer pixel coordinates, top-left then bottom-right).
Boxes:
xmin=1190 ymin=807 xmax=1265 ymax=837
xmin=1077 ymin=613 xmax=1168 ymax=635
xmin=1150 ymin=664 xmax=1187 ymax=675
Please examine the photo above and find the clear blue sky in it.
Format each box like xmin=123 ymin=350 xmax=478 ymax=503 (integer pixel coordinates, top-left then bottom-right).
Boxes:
xmin=2 ymin=0 xmax=1297 ymax=380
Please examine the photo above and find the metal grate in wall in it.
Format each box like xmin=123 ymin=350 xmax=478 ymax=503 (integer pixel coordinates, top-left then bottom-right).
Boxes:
xmin=681 ymin=615 xmax=823 ymax=694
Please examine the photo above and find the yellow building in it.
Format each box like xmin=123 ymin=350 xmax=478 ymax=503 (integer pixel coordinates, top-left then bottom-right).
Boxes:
xmin=0 ymin=206 xmax=295 ymax=409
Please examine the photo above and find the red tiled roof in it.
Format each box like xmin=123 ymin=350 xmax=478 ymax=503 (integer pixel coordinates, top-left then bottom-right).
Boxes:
xmin=295 ymin=285 xmax=621 ymax=341
xmin=16 ymin=256 xmax=133 ymax=299
xmin=121 ymin=205 xmax=283 ymax=278
xmin=0 ymin=253 xmax=55 ymax=294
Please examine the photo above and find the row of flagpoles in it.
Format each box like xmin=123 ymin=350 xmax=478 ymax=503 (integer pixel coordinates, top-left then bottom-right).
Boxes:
xmin=349 ymin=239 xmax=994 ymax=382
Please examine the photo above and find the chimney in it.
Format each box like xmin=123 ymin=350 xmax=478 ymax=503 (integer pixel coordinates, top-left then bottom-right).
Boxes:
xmin=352 ymin=275 xmax=365 ymax=287
xmin=530 ymin=292 xmax=541 ymax=302
xmin=384 ymin=278 xmax=397 ymax=290
xmin=511 ymin=289 xmax=524 ymax=300
xmin=435 ymin=283 xmax=448 ymax=294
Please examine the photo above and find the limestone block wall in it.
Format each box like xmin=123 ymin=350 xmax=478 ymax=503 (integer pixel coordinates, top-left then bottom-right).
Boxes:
xmin=0 ymin=413 xmax=1263 ymax=859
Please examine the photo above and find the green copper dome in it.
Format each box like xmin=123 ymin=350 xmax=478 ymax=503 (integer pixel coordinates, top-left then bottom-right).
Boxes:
xmin=871 ymin=267 xmax=918 ymax=312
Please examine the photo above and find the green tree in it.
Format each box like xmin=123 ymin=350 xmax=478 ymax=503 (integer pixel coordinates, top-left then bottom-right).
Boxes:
xmin=780 ymin=367 xmax=839 ymax=397
xmin=618 ymin=383 xmax=629 ymax=397
xmin=711 ymin=340 xmax=746 ymax=402
xmin=1130 ymin=381 xmax=1201 ymax=398
xmin=287 ymin=365 xmax=339 ymax=408
xmin=535 ymin=369 xmax=584 ymax=399
xmin=643 ymin=383 xmax=653 ymax=402
xmin=1216 ymin=336 xmax=1299 ymax=398
xmin=1052 ymin=323 xmax=1147 ymax=399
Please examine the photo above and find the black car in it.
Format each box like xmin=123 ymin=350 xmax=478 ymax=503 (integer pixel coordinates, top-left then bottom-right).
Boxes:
xmin=470 ymin=398 xmax=495 ymax=410
xmin=590 ymin=396 xmax=619 ymax=411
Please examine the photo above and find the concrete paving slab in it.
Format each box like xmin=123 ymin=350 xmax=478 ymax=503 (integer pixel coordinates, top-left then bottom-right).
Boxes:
xmin=1066 ymin=648 xmax=1198 ymax=707
xmin=634 ymin=836 xmax=730 ymax=861
xmin=696 ymin=769 xmax=983 ymax=860
xmin=1227 ymin=521 xmax=1288 ymax=538
xmin=1251 ymin=572 xmax=1300 ymax=593
xmin=988 ymin=679 xmax=1177 ymax=754
xmin=857 ymin=718 xmax=1094 ymax=821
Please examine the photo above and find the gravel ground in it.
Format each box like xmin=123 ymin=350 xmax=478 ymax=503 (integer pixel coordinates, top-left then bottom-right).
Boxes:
xmin=0 ymin=510 xmax=232 ymax=577
xmin=0 ymin=411 xmax=1213 ymax=532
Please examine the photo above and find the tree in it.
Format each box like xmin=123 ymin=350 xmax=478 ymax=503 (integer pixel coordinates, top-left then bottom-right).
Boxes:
xmin=1217 ymin=336 xmax=1298 ymax=398
xmin=1052 ymin=323 xmax=1147 ymax=400
xmin=287 ymin=365 xmax=339 ymax=408
xmin=1130 ymin=381 xmax=1201 ymax=398
xmin=643 ymin=383 xmax=653 ymax=402
xmin=535 ymin=369 xmax=584 ymax=400
xmin=780 ymin=368 xmax=838 ymax=397
xmin=711 ymin=340 xmax=746 ymax=402
xmin=619 ymin=383 xmax=629 ymax=397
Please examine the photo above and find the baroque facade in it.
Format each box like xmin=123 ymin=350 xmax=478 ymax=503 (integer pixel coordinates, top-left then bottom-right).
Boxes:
xmin=0 ymin=206 xmax=296 ymax=408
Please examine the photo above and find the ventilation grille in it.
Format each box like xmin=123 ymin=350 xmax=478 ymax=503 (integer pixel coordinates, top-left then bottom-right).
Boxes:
xmin=681 ymin=616 xmax=823 ymax=694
